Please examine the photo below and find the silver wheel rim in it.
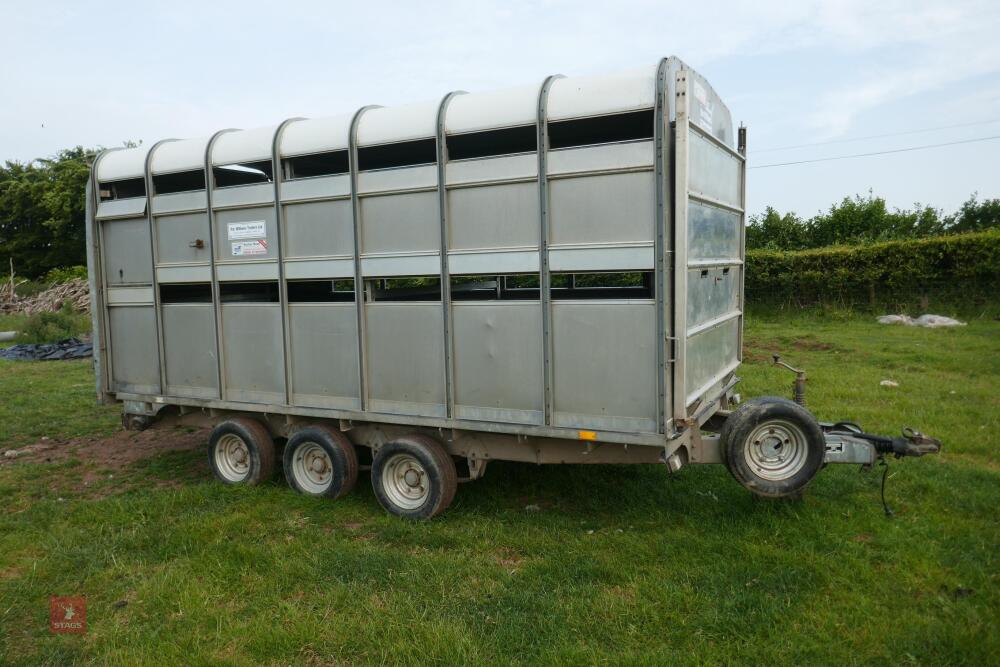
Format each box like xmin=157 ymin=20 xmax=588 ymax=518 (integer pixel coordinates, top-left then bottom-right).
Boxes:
xmin=380 ymin=453 xmax=429 ymax=510
xmin=291 ymin=442 xmax=334 ymax=494
xmin=743 ymin=419 xmax=809 ymax=481
xmin=215 ymin=433 xmax=251 ymax=482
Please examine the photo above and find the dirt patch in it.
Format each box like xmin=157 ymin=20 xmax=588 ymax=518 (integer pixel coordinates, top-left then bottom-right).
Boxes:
xmin=495 ymin=547 xmax=526 ymax=571
xmin=1 ymin=426 xmax=209 ymax=496
xmin=4 ymin=426 xmax=206 ymax=468
xmin=743 ymin=336 xmax=840 ymax=364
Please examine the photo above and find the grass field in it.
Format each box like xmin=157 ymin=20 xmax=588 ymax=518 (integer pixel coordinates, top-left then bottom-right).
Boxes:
xmin=1 ymin=312 xmax=997 ymax=665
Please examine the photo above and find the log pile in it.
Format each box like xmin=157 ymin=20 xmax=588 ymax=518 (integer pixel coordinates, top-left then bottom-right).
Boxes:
xmin=0 ymin=278 xmax=91 ymax=314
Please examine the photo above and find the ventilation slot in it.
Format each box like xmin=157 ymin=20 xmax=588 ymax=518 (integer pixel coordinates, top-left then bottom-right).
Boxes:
xmin=213 ymin=161 xmax=274 ymax=188
xmin=287 ymin=279 xmax=356 ymax=302
xmin=447 ymin=125 xmax=537 ymax=160
xmin=160 ymin=283 xmax=212 ymax=304
xmin=219 ymin=281 xmax=280 ymax=303
xmin=99 ymin=178 xmax=146 ymax=201
xmin=153 ymin=170 xmax=206 ymax=195
xmin=548 ymin=109 xmax=655 ymax=150
xmin=284 ymin=151 xmax=350 ymax=179
xmin=367 ymin=277 xmax=441 ymax=301
xmin=357 ymin=139 xmax=437 ymax=171
xmin=451 ymin=274 xmax=540 ymax=300
xmin=550 ymin=272 xmax=653 ymax=300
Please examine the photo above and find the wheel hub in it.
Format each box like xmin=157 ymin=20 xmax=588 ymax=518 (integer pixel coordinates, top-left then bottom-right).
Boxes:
xmin=744 ymin=420 xmax=809 ymax=481
xmin=381 ymin=453 xmax=429 ymax=510
xmin=292 ymin=442 xmax=334 ymax=494
xmin=215 ymin=433 xmax=252 ymax=482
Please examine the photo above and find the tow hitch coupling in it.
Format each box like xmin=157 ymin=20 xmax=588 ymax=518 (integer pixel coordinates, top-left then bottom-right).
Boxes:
xmin=823 ymin=423 xmax=942 ymax=465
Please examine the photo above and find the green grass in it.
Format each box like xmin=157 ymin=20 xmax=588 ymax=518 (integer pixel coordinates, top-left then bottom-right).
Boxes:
xmin=0 ymin=313 xmax=997 ymax=665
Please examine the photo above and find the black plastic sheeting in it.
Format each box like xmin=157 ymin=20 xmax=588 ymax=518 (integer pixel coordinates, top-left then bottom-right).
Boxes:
xmin=0 ymin=337 xmax=93 ymax=361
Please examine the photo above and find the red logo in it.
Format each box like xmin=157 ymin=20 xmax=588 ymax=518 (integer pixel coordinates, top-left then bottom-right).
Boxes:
xmin=49 ymin=596 xmax=86 ymax=634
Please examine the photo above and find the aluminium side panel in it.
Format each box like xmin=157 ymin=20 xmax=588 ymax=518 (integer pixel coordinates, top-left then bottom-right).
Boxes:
xmin=546 ymin=142 xmax=657 ymax=273
xmin=673 ymin=68 xmax=744 ymax=414
xmin=452 ymin=302 xmax=544 ymax=424
xmin=154 ymin=211 xmax=212 ymax=267
xmin=220 ymin=303 xmax=286 ymax=404
xmin=282 ymin=198 xmax=354 ymax=260
xmin=447 ymin=182 xmax=539 ymax=254
xmin=288 ymin=303 xmax=361 ymax=410
xmin=161 ymin=304 xmax=220 ymax=398
xmin=365 ymin=302 xmax=445 ymax=417
xmin=213 ymin=205 xmax=279 ymax=264
xmin=360 ymin=191 xmax=439 ymax=255
xmin=100 ymin=215 xmax=153 ymax=285
xmin=551 ymin=301 xmax=658 ymax=433
xmin=107 ymin=305 xmax=160 ymax=394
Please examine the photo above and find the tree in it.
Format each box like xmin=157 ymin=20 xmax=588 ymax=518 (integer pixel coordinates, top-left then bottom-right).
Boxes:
xmin=0 ymin=147 xmax=96 ymax=278
xmin=946 ymin=193 xmax=1000 ymax=233
xmin=746 ymin=207 xmax=809 ymax=250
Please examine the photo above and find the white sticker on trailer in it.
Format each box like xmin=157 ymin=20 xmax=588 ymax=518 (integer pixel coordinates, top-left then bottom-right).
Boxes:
xmin=227 ymin=220 xmax=266 ymax=240
xmin=231 ymin=240 xmax=268 ymax=256
xmin=693 ymin=80 xmax=714 ymax=129
xmin=699 ymin=102 xmax=714 ymax=129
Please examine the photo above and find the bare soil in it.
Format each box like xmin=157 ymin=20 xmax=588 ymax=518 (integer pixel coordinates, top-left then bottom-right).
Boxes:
xmin=743 ymin=335 xmax=841 ymax=363
xmin=1 ymin=426 xmax=209 ymax=497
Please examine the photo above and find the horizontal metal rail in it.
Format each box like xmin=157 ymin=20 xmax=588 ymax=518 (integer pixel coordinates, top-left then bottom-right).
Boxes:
xmin=115 ymin=391 xmax=670 ymax=447
xmin=689 ymin=122 xmax=745 ymax=162
xmin=687 ymin=191 xmax=745 ymax=215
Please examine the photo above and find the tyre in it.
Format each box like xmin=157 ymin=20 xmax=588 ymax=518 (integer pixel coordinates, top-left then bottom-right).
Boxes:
xmin=208 ymin=417 xmax=276 ymax=485
xmin=371 ymin=434 xmax=457 ymax=519
xmin=283 ymin=425 xmax=358 ymax=499
xmin=720 ymin=397 xmax=825 ymax=498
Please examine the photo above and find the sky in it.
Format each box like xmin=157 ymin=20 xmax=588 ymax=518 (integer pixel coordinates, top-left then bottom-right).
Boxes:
xmin=1 ymin=0 xmax=998 ymax=218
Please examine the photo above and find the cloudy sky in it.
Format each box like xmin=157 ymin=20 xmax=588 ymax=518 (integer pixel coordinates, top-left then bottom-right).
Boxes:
xmin=2 ymin=0 xmax=998 ymax=217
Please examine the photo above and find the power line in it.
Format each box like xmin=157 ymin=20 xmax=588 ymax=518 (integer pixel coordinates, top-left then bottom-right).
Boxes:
xmin=751 ymin=118 xmax=1000 ymax=153
xmin=748 ymin=135 xmax=1000 ymax=169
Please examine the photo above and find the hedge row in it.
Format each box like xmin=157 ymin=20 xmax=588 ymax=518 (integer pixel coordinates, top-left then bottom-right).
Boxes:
xmin=744 ymin=230 xmax=1000 ymax=308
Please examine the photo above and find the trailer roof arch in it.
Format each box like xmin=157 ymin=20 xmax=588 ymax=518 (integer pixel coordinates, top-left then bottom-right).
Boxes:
xmin=96 ymin=145 xmax=151 ymax=182
xmin=445 ymin=81 xmax=547 ymax=134
xmin=279 ymin=114 xmax=354 ymax=157
xmin=547 ymin=65 xmax=658 ymax=120
xmin=150 ymin=136 xmax=210 ymax=174
xmin=356 ymin=100 xmax=441 ymax=146
xmin=211 ymin=125 xmax=278 ymax=165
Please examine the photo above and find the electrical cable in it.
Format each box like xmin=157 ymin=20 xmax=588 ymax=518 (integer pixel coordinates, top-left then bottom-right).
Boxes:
xmin=749 ymin=135 xmax=1000 ymax=169
xmin=752 ymin=118 xmax=1000 ymax=153
xmin=880 ymin=457 xmax=894 ymax=518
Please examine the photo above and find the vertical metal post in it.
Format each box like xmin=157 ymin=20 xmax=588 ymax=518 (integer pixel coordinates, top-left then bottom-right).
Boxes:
xmin=205 ymin=129 xmax=238 ymax=401
xmin=144 ymin=139 xmax=178 ymax=396
xmin=737 ymin=124 xmax=748 ymax=363
xmin=436 ymin=91 xmax=465 ymax=419
xmin=671 ymin=70 xmax=691 ymax=428
xmin=348 ymin=106 xmax=380 ymax=412
xmin=89 ymin=149 xmax=123 ymax=397
xmin=272 ymin=118 xmax=306 ymax=407
xmin=536 ymin=74 xmax=562 ymax=426
xmin=653 ymin=58 xmax=669 ymax=434
xmin=86 ymin=152 xmax=113 ymax=401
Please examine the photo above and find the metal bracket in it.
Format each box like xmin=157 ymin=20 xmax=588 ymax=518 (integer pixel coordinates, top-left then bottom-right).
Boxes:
xmin=823 ymin=433 xmax=877 ymax=465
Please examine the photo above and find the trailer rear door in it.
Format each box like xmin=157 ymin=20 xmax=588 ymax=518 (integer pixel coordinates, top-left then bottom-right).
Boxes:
xmin=671 ymin=69 xmax=746 ymax=424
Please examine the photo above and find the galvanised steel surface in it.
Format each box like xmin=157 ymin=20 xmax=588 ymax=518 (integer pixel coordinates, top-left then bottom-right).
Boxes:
xmin=86 ymin=56 xmax=745 ymax=457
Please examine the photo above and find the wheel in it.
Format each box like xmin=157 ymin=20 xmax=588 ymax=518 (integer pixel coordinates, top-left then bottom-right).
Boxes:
xmin=720 ymin=397 xmax=825 ymax=498
xmin=283 ymin=425 xmax=358 ymax=499
xmin=371 ymin=434 xmax=457 ymax=519
xmin=207 ymin=417 xmax=276 ymax=485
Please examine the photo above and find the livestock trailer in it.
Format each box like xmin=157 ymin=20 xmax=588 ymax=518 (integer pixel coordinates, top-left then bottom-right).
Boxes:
xmin=86 ymin=57 xmax=939 ymax=518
